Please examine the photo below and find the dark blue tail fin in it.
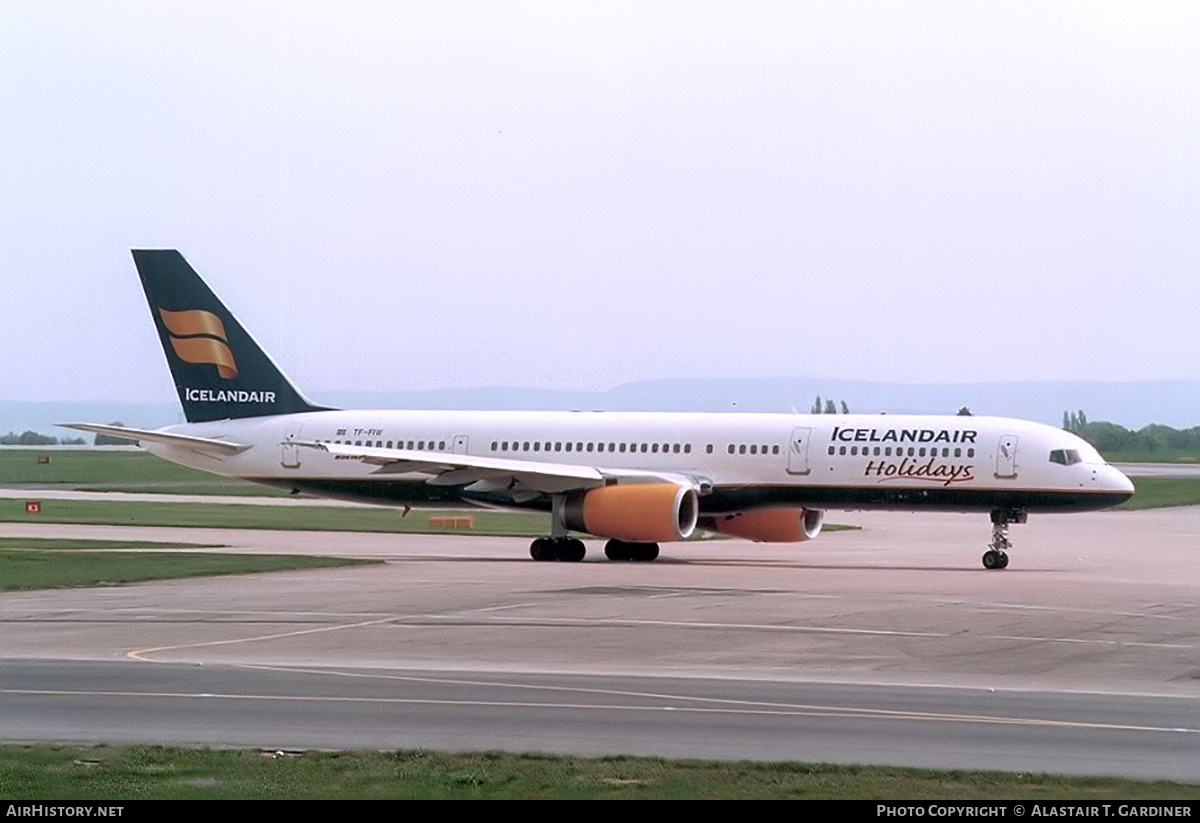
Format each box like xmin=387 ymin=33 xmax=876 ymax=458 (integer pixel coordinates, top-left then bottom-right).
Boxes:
xmin=133 ymin=250 xmax=331 ymax=423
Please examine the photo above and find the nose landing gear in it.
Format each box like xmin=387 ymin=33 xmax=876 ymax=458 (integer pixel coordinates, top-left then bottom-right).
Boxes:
xmin=983 ymin=508 xmax=1026 ymax=569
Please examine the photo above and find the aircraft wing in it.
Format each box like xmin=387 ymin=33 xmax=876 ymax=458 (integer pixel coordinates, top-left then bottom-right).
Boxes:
xmin=297 ymin=441 xmax=706 ymax=498
xmin=60 ymin=423 xmax=250 ymax=455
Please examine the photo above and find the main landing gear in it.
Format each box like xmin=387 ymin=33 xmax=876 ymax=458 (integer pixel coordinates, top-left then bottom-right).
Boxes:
xmin=527 ymin=537 xmax=662 ymax=562
xmin=983 ymin=508 xmax=1026 ymax=570
xmin=529 ymin=494 xmax=661 ymax=563
xmin=530 ymin=494 xmax=587 ymax=561
xmin=604 ymin=539 xmax=660 ymax=562
xmin=529 ymin=536 xmax=586 ymax=562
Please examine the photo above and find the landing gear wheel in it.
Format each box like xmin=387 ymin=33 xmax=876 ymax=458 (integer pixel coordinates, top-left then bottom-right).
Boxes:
xmin=604 ymin=540 xmax=660 ymax=561
xmin=631 ymin=542 xmax=659 ymax=561
xmin=604 ymin=540 xmax=630 ymax=561
xmin=982 ymin=509 xmax=1023 ymax=570
xmin=982 ymin=550 xmax=1009 ymax=570
xmin=560 ymin=538 xmax=586 ymax=562
xmin=530 ymin=537 xmax=553 ymax=562
xmin=530 ymin=536 xmax=586 ymax=562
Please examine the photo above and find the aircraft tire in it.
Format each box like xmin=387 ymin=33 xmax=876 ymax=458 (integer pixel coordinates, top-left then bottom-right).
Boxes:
xmin=631 ymin=542 xmax=660 ymax=561
xmin=604 ymin=539 xmax=631 ymax=561
xmin=606 ymin=540 xmax=660 ymax=562
xmin=560 ymin=538 xmax=586 ymax=562
xmin=530 ymin=538 xmax=553 ymax=562
xmin=982 ymin=550 xmax=1009 ymax=570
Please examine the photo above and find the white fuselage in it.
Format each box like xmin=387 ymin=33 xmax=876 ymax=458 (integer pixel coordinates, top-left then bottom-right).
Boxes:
xmin=148 ymin=409 xmax=1133 ymax=515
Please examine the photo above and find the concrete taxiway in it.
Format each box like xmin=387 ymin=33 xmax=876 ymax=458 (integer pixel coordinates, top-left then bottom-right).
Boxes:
xmin=2 ymin=506 xmax=1198 ymax=779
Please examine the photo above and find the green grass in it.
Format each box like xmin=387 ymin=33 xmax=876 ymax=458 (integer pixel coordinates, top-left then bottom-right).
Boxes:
xmin=1117 ymin=477 xmax=1200 ymax=510
xmin=0 ymin=498 xmax=554 ymax=535
xmin=83 ymin=482 xmax=289 ymax=495
xmin=2 ymin=448 xmax=228 ymax=484
xmin=1 ymin=537 xmax=219 ymax=550
xmin=0 ymin=746 xmax=1195 ymax=800
xmin=1105 ymin=450 xmax=1200 ymax=464
xmin=0 ymin=537 xmax=373 ymax=591
xmin=0 ymin=448 xmax=287 ymax=495
xmin=1 ymin=498 xmax=856 ymax=537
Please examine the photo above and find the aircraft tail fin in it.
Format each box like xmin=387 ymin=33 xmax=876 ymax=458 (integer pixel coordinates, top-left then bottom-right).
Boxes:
xmin=132 ymin=250 xmax=331 ymax=423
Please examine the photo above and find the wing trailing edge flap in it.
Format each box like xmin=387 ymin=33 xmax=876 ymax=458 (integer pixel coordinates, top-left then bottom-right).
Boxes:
xmin=298 ymin=441 xmax=605 ymax=494
xmin=296 ymin=441 xmax=706 ymax=496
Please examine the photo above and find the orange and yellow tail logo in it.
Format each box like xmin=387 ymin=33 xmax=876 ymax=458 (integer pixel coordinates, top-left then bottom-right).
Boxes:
xmin=158 ymin=308 xmax=238 ymax=379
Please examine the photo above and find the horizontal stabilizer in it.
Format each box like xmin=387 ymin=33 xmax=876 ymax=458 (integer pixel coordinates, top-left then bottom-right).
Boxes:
xmin=59 ymin=423 xmax=250 ymax=455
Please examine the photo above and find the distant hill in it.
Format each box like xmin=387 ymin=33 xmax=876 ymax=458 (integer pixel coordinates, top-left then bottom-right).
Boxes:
xmin=6 ymin=378 xmax=1198 ymax=440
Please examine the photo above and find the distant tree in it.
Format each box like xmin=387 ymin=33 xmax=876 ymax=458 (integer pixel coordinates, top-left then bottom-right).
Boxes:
xmin=1048 ymin=416 xmax=1200 ymax=458
xmin=958 ymin=406 xmax=973 ymax=416
xmin=0 ymin=430 xmax=59 ymax=445
xmin=810 ymin=396 xmax=851 ymax=415
xmin=1063 ymin=410 xmax=1071 ymax=430
xmin=94 ymin=422 xmax=135 ymax=446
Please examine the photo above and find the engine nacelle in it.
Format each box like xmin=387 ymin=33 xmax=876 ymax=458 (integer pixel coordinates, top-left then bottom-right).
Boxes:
xmin=700 ymin=507 xmax=824 ymax=543
xmin=562 ymin=483 xmax=699 ymax=542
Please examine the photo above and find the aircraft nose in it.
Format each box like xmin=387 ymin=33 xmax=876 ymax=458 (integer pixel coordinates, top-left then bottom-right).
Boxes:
xmin=1103 ymin=464 xmax=1136 ymax=496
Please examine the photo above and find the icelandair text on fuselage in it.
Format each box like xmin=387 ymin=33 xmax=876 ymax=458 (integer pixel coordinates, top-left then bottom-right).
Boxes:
xmin=184 ymin=388 xmax=276 ymax=403
xmin=874 ymin=806 xmax=1192 ymax=818
xmin=832 ymin=426 xmax=978 ymax=445
xmin=831 ymin=427 xmax=977 ymax=486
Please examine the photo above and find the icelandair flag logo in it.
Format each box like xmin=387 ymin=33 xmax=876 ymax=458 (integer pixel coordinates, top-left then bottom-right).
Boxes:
xmin=158 ymin=308 xmax=238 ymax=379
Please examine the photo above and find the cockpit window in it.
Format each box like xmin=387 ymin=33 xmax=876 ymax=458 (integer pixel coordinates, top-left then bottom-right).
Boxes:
xmin=1049 ymin=449 xmax=1083 ymax=466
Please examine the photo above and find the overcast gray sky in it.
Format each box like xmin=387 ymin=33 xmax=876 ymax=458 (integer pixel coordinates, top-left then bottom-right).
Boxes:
xmin=4 ymin=1 xmax=1197 ymax=404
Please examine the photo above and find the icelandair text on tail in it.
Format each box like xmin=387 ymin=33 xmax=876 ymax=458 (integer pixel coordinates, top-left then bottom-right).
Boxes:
xmin=184 ymin=388 xmax=276 ymax=403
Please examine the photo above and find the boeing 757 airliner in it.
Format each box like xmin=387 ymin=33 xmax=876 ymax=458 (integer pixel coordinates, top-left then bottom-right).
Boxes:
xmin=66 ymin=250 xmax=1135 ymax=569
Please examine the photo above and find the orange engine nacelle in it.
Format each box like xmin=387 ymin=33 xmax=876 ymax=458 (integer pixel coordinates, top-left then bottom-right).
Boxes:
xmin=700 ymin=507 xmax=824 ymax=543
xmin=562 ymin=483 xmax=699 ymax=542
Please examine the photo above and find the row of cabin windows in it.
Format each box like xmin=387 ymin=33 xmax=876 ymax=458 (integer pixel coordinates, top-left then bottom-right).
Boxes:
xmin=317 ymin=438 xmax=789 ymax=458
xmin=321 ymin=439 xmax=447 ymax=450
xmin=728 ymin=444 xmax=782 ymax=456
xmin=316 ymin=439 xmax=975 ymax=461
xmin=830 ymin=445 xmax=976 ymax=459
xmin=488 ymin=441 xmax=787 ymax=457
xmin=491 ymin=440 xmax=694 ymax=455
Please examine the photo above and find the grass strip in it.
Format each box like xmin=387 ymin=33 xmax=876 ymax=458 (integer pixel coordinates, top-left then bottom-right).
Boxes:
xmin=0 ymin=499 xmax=857 ymax=537
xmin=1 ymin=449 xmax=234 ymax=486
xmin=1106 ymin=451 xmax=1200 ymax=464
xmin=0 ymin=538 xmax=373 ymax=591
xmin=0 ymin=498 xmax=552 ymax=535
xmin=1 ymin=537 xmax=220 ymax=551
xmin=1117 ymin=477 xmax=1200 ymax=510
xmin=0 ymin=745 xmax=1195 ymax=800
